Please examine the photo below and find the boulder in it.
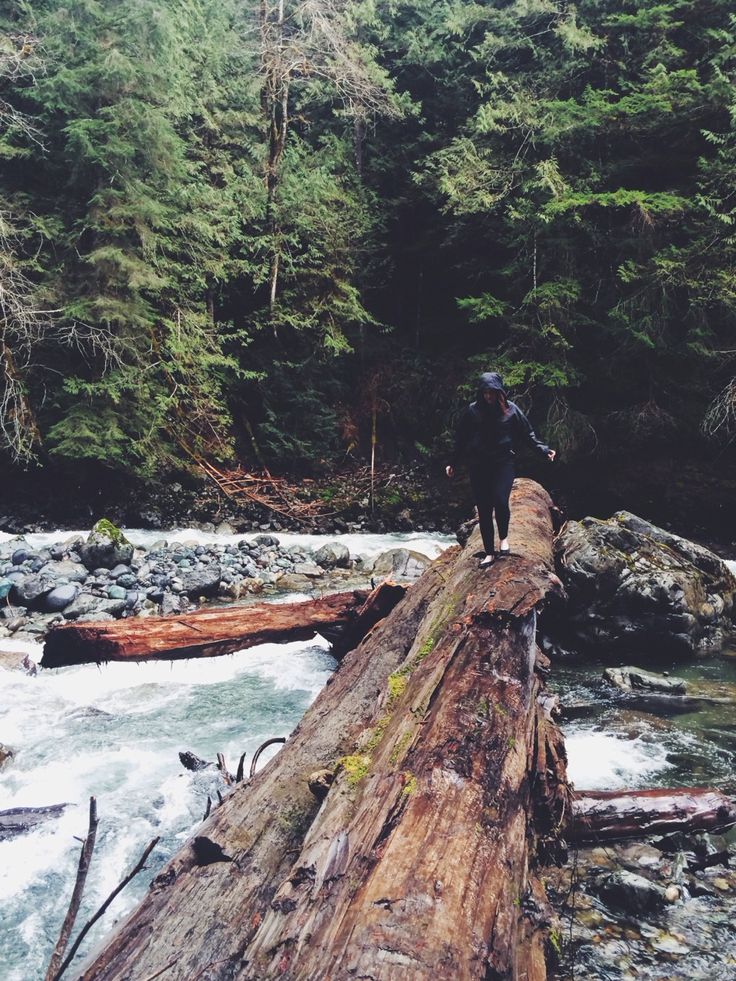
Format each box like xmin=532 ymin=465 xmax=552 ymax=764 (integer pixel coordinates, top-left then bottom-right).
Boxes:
xmin=43 ymin=583 xmax=80 ymax=612
xmin=603 ymin=665 xmax=736 ymax=710
xmin=39 ymin=560 xmax=88 ymax=583
xmin=554 ymin=511 xmax=736 ymax=656
xmin=590 ymin=869 xmax=667 ymax=914
xmin=0 ymin=743 xmax=14 ymax=769
xmin=78 ymin=519 xmax=134 ymax=570
xmin=180 ymin=565 xmax=222 ymax=598
xmin=63 ymin=593 xmax=127 ymax=620
xmin=604 ymin=667 xmax=687 ymax=696
xmin=293 ymin=562 xmax=323 ymax=578
xmin=11 ymin=574 xmax=53 ymax=607
xmin=314 ymin=542 xmax=351 ymax=569
xmin=370 ymin=548 xmax=432 ymax=582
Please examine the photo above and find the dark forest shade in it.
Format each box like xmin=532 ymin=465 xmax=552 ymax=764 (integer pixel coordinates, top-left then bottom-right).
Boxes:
xmin=1 ymin=0 xmax=735 ymax=477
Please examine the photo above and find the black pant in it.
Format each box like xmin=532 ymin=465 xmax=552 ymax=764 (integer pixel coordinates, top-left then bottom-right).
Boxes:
xmin=469 ymin=460 xmax=515 ymax=555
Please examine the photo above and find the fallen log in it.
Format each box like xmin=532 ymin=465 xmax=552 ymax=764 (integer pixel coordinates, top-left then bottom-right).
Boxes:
xmin=572 ymin=787 xmax=736 ymax=844
xmin=41 ymin=583 xmax=406 ymax=668
xmin=78 ymin=479 xmax=571 ymax=981
xmin=0 ymin=804 xmax=68 ymax=841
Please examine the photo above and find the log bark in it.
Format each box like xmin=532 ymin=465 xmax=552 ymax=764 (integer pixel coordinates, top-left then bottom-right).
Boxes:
xmin=79 ymin=479 xmax=571 ymax=981
xmin=571 ymin=788 xmax=736 ymax=844
xmin=41 ymin=584 xmax=406 ymax=669
xmin=0 ymin=803 xmax=67 ymax=841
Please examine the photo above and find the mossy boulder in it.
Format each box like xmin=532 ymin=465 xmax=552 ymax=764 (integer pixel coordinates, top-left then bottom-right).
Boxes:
xmin=79 ymin=519 xmax=134 ymax=570
xmin=555 ymin=511 xmax=736 ymax=657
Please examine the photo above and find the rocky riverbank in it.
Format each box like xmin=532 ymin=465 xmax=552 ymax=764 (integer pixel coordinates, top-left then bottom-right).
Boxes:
xmin=0 ymin=521 xmax=435 ymax=641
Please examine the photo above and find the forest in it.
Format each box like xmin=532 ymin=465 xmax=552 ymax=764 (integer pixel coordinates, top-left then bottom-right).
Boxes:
xmin=1 ymin=0 xmax=735 ymax=494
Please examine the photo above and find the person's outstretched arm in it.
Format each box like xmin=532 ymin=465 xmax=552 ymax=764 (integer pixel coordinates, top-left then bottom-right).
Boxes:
xmin=446 ymin=408 xmax=471 ymax=477
xmin=514 ymin=406 xmax=556 ymax=460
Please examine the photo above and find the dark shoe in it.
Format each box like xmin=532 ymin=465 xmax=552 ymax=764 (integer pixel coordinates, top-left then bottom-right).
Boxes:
xmin=479 ymin=553 xmax=496 ymax=568
xmin=498 ymin=547 xmax=511 ymax=558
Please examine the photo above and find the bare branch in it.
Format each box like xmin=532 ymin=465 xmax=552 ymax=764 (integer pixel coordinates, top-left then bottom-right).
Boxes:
xmin=52 ymin=836 xmax=160 ymax=981
xmin=44 ymin=797 xmax=99 ymax=981
xmin=703 ymin=378 xmax=736 ymax=442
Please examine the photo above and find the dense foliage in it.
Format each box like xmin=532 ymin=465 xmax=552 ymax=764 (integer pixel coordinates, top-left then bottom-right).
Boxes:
xmin=1 ymin=0 xmax=735 ymax=477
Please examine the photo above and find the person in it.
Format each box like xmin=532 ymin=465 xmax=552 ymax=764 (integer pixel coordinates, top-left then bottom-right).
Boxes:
xmin=446 ymin=372 xmax=556 ymax=567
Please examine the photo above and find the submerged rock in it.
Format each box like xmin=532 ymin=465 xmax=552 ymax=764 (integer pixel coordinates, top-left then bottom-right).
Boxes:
xmin=555 ymin=511 xmax=736 ymax=656
xmin=603 ymin=666 xmax=736 ymax=708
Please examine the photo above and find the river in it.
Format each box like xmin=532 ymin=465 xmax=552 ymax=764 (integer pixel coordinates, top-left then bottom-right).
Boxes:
xmin=0 ymin=533 xmax=734 ymax=980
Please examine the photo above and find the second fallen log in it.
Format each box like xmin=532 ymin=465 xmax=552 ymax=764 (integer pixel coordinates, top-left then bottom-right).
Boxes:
xmin=571 ymin=788 xmax=736 ymax=844
xmin=41 ymin=583 xmax=406 ymax=669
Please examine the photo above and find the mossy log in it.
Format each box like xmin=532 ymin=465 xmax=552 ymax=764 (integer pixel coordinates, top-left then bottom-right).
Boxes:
xmin=80 ymin=479 xmax=571 ymax=981
xmin=41 ymin=584 xmax=406 ymax=668
xmin=571 ymin=788 xmax=736 ymax=843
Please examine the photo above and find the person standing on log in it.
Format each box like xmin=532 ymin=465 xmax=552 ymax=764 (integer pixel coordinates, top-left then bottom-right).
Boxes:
xmin=446 ymin=371 xmax=556 ymax=566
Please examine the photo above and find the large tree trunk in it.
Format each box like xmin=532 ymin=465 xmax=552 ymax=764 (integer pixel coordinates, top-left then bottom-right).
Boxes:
xmin=41 ymin=584 xmax=406 ymax=669
xmin=79 ymin=479 xmax=571 ymax=981
xmin=571 ymin=788 xmax=736 ymax=844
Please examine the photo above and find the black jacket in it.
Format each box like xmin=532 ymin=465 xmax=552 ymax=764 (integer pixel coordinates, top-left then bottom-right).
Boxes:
xmin=450 ymin=374 xmax=550 ymax=468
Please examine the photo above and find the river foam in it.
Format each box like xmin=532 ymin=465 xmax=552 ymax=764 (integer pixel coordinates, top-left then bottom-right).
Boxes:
xmin=0 ymin=636 xmax=335 ymax=980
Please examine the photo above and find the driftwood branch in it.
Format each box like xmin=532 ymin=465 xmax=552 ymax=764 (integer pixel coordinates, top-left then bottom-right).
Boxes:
xmin=53 ymin=837 xmax=160 ymax=981
xmin=45 ymin=797 xmax=99 ymax=981
xmin=249 ymin=737 xmax=286 ymax=779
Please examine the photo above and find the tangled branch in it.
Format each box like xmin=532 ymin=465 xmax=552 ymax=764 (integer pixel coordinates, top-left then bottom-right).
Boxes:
xmin=702 ymin=378 xmax=736 ymax=443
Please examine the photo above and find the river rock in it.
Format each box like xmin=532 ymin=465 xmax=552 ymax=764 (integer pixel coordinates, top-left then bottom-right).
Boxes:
xmin=0 ymin=578 xmax=12 ymax=600
xmin=370 ymin=548 xmax=432 ymax=582
xmin=555 ymin=511 xmax=736 ymax=656
xmin=604 ymin=667 xmax=687 ymax=696
xmin=603 ymin=666 xmax=736 ymax=712
xmin=0 ymin=649 xmax=37 ymax=675
xmin=11 ymin=574 xmax=53 ymax=607
xmin=180 ymin=566 xmax=221 ymax=598
xmin=293 ymin=562 xmax=323 ymax=578
xmin=63 ymin=593 xmax=127 ymax=620
xmin=591 ymin=869 xmax=668 ymax=914
xmin=0 ymin=743 xmax=14 ymax=769
xmin=43 ymin=583 xmax=80 ymax=612
xmin=40 ymin=560 xmax=88 ymax=583
xmin=78 ymin=519 xmax=134 ymax=570
xmin=314 ymin=542 xmax=351 ymax=569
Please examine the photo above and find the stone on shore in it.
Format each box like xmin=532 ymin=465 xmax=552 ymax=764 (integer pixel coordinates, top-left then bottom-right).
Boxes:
xmin=314 ymin=542 xmax=351 ymax=569
xmin=555 ymin=511 xmax=736 ymax=656
xmin=590 ymin=869 xmax=668 ymax=914
xmin=369 ymin=547 xmax=432 ymax=582
xmin=79 ymin=519 xmax=134 ymax=571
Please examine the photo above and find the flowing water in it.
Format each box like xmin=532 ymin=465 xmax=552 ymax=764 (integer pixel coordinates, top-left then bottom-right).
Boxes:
xmin=0 ymin=536 xmax=733 ymax=979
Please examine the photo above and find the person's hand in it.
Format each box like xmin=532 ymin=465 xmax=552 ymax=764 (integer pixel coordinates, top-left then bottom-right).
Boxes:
xmin=445 ymin=465 xmax=454 ymax=478
xmin=547 ymin=449 xmax=556 ymax=462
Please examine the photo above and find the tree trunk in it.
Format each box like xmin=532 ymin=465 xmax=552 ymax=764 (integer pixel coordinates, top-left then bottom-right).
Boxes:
xmin=41 ymin=584 xmax=406 ymax=669
xmin=571 ymin=788 xmax=736 ymax=844
xmin=79 ymin=479 xmax=572 ymax=981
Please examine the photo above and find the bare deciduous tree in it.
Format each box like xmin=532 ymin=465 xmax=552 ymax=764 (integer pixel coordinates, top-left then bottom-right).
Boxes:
xmin=0 ymin=32 xmax=119 ymax=462
xmin=258 ymin=0 xmax=399 ymax=307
